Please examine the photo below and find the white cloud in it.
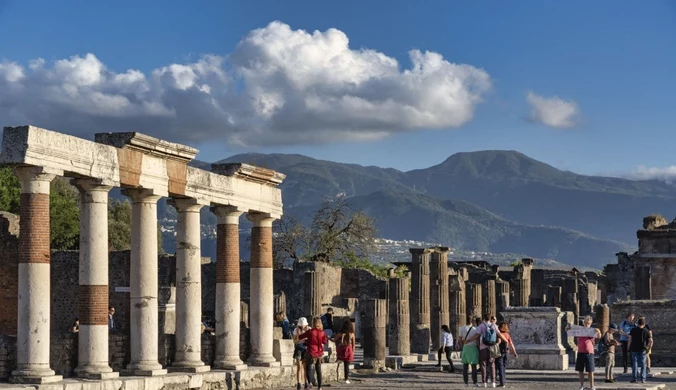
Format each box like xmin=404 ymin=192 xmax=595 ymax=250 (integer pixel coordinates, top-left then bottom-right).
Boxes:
xmin=526 ymin=91 xmax=580 ymax=129
xmin=0 ymin=21 xmax=491 ymax=147
xmin=624 ymin=165 xmax=676 ymax=183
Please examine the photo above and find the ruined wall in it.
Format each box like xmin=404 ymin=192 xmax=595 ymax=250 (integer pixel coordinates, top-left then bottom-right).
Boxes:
xmin=0 ymin=213 xmax=19 ymax=335
xmin=611 ymin=300 xmax=676 ymax=366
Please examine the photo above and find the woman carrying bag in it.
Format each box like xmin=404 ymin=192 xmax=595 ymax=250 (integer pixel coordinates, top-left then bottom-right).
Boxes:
xmin=460 ymin=317 xmax=481 ymax=387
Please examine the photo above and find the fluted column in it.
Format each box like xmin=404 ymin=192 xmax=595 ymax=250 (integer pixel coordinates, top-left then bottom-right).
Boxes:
xmin=211 ymin=206 xmax=247 ymax=370
xmin=430 ymin=248 xmax=449 ymax=351
xmin=11 ymin=167 xmax=61 ymax=384
xmin=73 ymin=180 xmax=117 ymax=379
xmin=496 ymin=280 xmax=510 ymax=315
xmin=466 ymin=283 xmax=483 ymax=320
xmin=304 ymin=271 xmax=322 ymax=318
xmin=409 ymin=248 xmax=431 ymax=354
xmin=388 ymin=277 xmax=410 ymax=356
xmin=247 ymin=212 xmax=280 ymax=367
xmin=361 ymin=299 xmax=387 ymax=369
xmin=483 ymin=279 xmax=496 ymax=318
xmin=122 ymin=189 xmax=166 ymax=376
xmin=449 ymin=274 xmax=466 ymax=337
xmin=169 ymin=198 xmax=209 ymax=372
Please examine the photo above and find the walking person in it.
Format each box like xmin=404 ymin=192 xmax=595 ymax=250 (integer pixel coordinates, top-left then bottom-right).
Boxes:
xmin=645 ymin=322 xmax=653 ymax=375
xmin=333 ymin=320 xmax=356 ymax=384
xmin=628 ymin=316 xmax=652 ymax=384
xmin=299 ymin=317 xmax=328 ymax=390
xmin=460 ymin=317 xmax=480 ymax=387
xmin=495 ymin=322 xmax=517 ymax=387
xmin=293 ymin=317 xmax=310 ymax=390
xmin=618 ymin=312 xmax=635 ymax=374
xmin=569 ymin=315 xmax=601 ymax=390
xmin=465 ymin=313 xmax=510 ymax=388
xmin=437 ymin=325 xmax=456 ymax=372
xmin=603 ymin=323 xmax=620 ymax=383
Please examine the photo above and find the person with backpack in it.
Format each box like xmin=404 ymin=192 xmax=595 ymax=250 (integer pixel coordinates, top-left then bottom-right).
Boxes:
xmin=618 ymin=312 xmax=636 ymax=373
xmin=628 ymin=316 xmax=652 ymax=384
xmin=299 ymin=317 xmax=329 ymax=390
xmin=465 ymin=313 xmax=510 ymax=388
xmin=602 ymin=323 xmax=620 ymax=383
xmin=293 ymin=317 xmax=310 ymax=390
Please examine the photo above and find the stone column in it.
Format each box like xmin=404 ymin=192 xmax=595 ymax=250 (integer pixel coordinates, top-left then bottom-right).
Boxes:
xmin=449 ymin=274 xmax=466 ymax=338
xmin=466 ymin=283 xmax=483 ymax=319
xmin=483 ymin=279 xmax=496 ymax=318
xmin=530 ymin=269 xmax=546 ymax=306
xmin=429 ymin=247 xmax=450 ymax=351
xmin=361 ymin=299 xmax=387 ymax=369
xmin=388 ymin=277 xmax=410 ymax=356
xmin=11 ymin=167 xmax=61 ymax=384
xmin=304 ymin=271 xmax=322 ymax=318
xmin=73 ymin=180 xmax=117 ymax=379
xmin=247 ymin=212 xmax=280 ymax=367
xmin=513 ymin=279 xmax=530 ymax=307
xmin=274 ymin=291 xmax=287 ymax=316
xmin=169 ymin=199 xmax=208 ymax=372
xmin=595 ymin=304 xmax=610 ymax=334
xmin=409 ymin=248 xmax=431 ymax=354
xmin=123 ymin=189 xmax=166 ymax=376
xmin=496 ymin=280 xmax=510 ymax=314
xmin=212 ymin=206 xmax=247 ymax=370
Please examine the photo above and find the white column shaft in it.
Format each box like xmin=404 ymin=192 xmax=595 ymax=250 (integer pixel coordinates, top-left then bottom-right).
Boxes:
xmin=249 ymin=268 xmax=274 ymax=362
xmin=216 ymin=283 xmax=242 ymax=364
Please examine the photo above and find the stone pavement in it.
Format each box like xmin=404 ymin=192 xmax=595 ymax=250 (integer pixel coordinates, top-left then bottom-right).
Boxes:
xmin=287 ymin=366 xmax=676 ymax=390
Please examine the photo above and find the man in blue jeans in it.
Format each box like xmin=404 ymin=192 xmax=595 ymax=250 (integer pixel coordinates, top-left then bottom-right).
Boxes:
xmin=628 ymin=316 xmax=652 ymax=383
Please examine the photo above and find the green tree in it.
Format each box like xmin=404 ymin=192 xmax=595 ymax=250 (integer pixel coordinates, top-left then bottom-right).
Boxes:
xmin=49 ymin=177 xmax=81 ymax=250
xmin=108 ymin=198 xmax=164 ymax=253
xmin=0 ymin=166 xmax=20 ymax=214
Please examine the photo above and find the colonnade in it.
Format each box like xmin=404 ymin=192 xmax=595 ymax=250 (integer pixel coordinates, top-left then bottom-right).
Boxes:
xmin=11 ymin=170 xmax=279 ymax=383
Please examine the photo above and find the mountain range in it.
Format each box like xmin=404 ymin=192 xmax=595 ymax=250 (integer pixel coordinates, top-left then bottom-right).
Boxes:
xmin=182 ymin=150 xmax=676 ymax=268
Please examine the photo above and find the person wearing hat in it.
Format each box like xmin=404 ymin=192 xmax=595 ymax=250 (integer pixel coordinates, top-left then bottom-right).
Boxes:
xmin=604 ymin=323 xmax=621 ymax=383
xmin=293 ymin=317 xmax=311 ymax=390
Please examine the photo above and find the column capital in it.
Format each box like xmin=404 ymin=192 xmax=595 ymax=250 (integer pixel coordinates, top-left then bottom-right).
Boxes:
xmin=168 ymin=197 xmax=204 ymax=213
xmin=211 ymin=205 xmax=245 ymax=225
xmin=72 ymin=179 xmax=112 ymax=204
xmin=246 ymin=212 xmax=276 ymax=228
xmin=14 ymin=166 xmax=58 ymax=194
xmin=121 ymin=188 xmax=161 ymax=203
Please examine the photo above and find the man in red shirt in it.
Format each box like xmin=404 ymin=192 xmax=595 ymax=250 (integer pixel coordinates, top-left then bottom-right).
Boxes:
xmin=569 ymin=316 xmax=602 ymax=390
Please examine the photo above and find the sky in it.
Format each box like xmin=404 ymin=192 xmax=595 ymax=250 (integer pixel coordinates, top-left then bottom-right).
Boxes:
xmin=1 ymin=1 xmax=675 ymax=178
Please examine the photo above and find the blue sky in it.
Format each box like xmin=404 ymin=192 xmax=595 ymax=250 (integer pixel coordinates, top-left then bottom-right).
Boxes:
xmin=1 ymin=0 xmax=675 ymax=177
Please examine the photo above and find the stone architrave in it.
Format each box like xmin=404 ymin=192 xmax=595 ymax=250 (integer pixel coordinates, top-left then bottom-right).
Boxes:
xmin=361 ymin=299 xmax=387 ymax=369
xmin=500 ymin=307 xmax=568 ymax=370
xmin=122 ymin=188 xmax=167 ymax=376
xmin=11 ymin=167 xmax=62 ymax=384
xmin=169 ymin=198 xmax=209 ymax=373
xmin=466 ymin=283 xmax=483 ymax=320
xmin=429 ymin=247 xmax=450 ymax=351
xmin=304 ymin=271 xmax=322 ymax=318
xmin=247 ymin=212 xmax=280 ymax=367
xmin=449 ymin=274 xmax=466 ymax=338
xmin=72 ymin=179 xmax=117 ymax=379
xmin=483 ymin=279 xmax=496 ymax=317
xmin=409 ymin=248 xmax=431 ymax=354
xmin=211 ymin=206 xmax=247 ymax=370
xmin=388 ymin=277 xmax=411 ymax=356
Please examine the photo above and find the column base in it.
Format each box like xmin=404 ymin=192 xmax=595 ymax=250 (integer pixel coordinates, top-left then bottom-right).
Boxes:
xmin=120 ymin=368 xmax=168 ymax=377
xmin=77 ymin=371 xmax=120 ymax=380
xmin=168 ymin=364 xmax=211 ymax=373
xmin=213 ymin=360 xmax=248 ymax=371
xmin=11 ymin=369 xmax=62 ymax=384
xmin=75 ymin=363 xmax=117 ymax=380
xmin=247 ymin=355 xmax=280 ymax=368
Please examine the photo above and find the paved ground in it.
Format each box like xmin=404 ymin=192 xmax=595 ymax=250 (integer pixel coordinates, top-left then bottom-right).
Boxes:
xmin=285 ymin=366 xmax=676 ymax=390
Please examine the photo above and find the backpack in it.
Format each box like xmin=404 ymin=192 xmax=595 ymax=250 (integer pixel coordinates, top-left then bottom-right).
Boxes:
xmin=482 ymin=323 xmax=498 ymax=346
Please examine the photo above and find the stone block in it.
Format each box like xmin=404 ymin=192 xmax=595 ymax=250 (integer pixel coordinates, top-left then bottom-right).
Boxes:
xmin=273 ymin=339 xmax=295 ymax=366
xmin=385 ymin=355 xmax=419 ymax=369
xmin=10 ymin=374 xmax=63 ymax=384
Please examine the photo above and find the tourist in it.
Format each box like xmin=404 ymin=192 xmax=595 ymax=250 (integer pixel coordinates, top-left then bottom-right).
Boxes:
xmin=645 ymin=321 xmax=653 ymax=374
xmin=293 ymin=317 xmax=310 ymax=390
xmin=436 ymin=324 xmax=456 ymax=372
xmin=628 ymin=316 xmax=652 ymax=384
xmin=465 ymin=313 xmax=509 ymax=388
xmin=603 ymin=323 xmax=620 ymax=383
xmin=570 ymin=315 xmax=601 ymax=390
xmin=495 ymin=322 xmax=517 ymax=387
xmin=457 ymin=316 xmax=474 ymax=349
xmin=299 ymin=317 xmax=328 ymax=390
xmin=333 ymin=320 xmax=356 ymax=384
xmin=460 ymin=317 xmax=481 ymax=387
xmin=321 ymin=308 xmax=334 ymax=337
xmin=618 ymin=312 xmax=635 ymax=373
xmin=70 ymin=318 xmax=79 ymax=333
xmin=276 ymin=312 xmax=292 ymax=339
xmin=108 ymin=306 xmax=116 ymax=331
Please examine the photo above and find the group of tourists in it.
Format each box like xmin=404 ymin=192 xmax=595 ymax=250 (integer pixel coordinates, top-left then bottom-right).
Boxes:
xmin=571 ymin=312 xmax=653 ymax=390
xmin=452 ymin=313 xmax=518 ymax=388
xmin=289 ymin=308 xmax=355 ymax=390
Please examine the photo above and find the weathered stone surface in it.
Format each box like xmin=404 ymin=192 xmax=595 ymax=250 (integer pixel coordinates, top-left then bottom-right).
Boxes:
xmin=466 ymin=283 xmax=482 ymax=319
xmin=361 ymin=299 xmax=387 ymax=369
xmin=429 ymin=248 xmax=449 ymax=351
xmin=388 ymin=277 xmax=410 ymax=356
xmin=409 ymin=248 xmax=431 ymax=354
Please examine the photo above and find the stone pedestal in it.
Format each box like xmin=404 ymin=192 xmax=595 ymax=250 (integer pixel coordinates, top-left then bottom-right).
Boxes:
xmin=429 ymin=247 xmax=450 ymax=351
xmin=73 ymin=180 xmax=117 ymax=380
xmin=595 ymin=304 xmax=610 ymax=334
xmin=483 ymin=279 xmax=496 ymax=317
xmin=500 ymin=307 xmax=568 ymax=370
xmin=11 ymin=168 xmax=62 ymax=384
xmin=122 ymin=189 xmax=166 ymax=376
xmin=466 ymin=283 xmax=482 ymax=320
xmin=212 ymin=206 xmax=247 ymax=370
xmin=247 ymin=213 xmax=280 ymax=367
xmin=304 ymin=271 xmax=322 ymax=318
xmin=273 ymin=340 xmax=295 ymax=366
xmin=388 ymin=277 xmax=410 ymax=356
xmin=409 ymin=248 xmax=431 ymax=354
xmin=361 ymin=299 xmax=387 ymax=369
